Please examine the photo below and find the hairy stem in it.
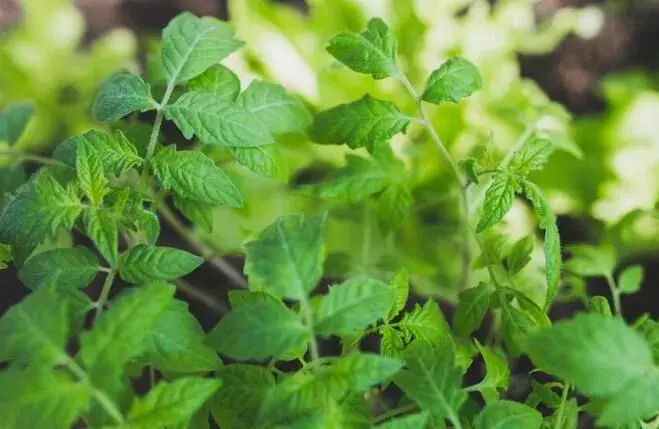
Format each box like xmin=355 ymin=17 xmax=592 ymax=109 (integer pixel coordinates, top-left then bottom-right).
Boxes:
xmin=95 ymin=270 xmax=116 ymax=320
xmin=145 ymin=84 xmax=175 ymax=161
xmin=398 ymin=71 xmax=471 ymax=291
xmin=605 ymin=274 xmax=622 ymax=317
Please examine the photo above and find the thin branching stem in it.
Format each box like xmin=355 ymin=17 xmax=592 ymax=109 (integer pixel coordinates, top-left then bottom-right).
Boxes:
xmin=373 ymin=403 xmax=419 ymax=424
xmin=95 ymin=270 xmax=116 ymax=320
xmin=605 ymin=273 xmax=622 ymax=317
xmin=554 ymin=383 xmax=571 ymax=429
xmin=145 ymin=83 xmax=175 ymax=161
xmin=0 ymin=148 xmax=69 ymax=168
xmin=64 ymin=358 xmax=124 ymax=424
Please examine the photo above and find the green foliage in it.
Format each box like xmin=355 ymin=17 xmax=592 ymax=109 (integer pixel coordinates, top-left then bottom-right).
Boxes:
xmin=0 ymin=9 xmax=655 ymax=429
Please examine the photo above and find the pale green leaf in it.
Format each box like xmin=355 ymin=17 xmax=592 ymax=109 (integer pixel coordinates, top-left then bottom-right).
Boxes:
xmin=151 ymin=145 xmax=242 ymax=207
xmin=376 ymin=412 xmax=429 ymax=429
xmin=565 ymin=244 xmax=617 ymax=278
xmin=587 ymin=296 xmax=613 ymax=317
xmin=477 ymin=173 xmax=517 ymax=233
xmin=459 ymin=157 xmax=481 ymax=185
xmin=58 ymin=130 xmax=143 ymax=176
xmin=19 ymin=246 xmax=99 ymax=290
xmin=83 ymin=209 xmax=119 ymax=267
xmin=510 ymin=138 xmax=554 ymax=176
xmin=188 ymin=64 xmax=240 ymax=101
xmin=377 ymin=185 xmax=413 ymax=232
xmin=244 ymin=214 xmax=326 ymax=301
xmin=127 ymin=377 xmax=221 ymax=427
xmin=206 ymin=301 xmax=309 ymax=360
xmin=173 ymin=195 xmax=213 ymax=233
xmin=327 ymin=18 xmax=397 ymax=80
xmin=227 ymin=145 xmax=287 ymax=180
xmin=309 ymin=95 xmax=410 ymax=150
xmin=240 ymin=80 xmax=311 ymax=134
xmin=257 ymin=371 xmax=323 ymax=425
xmin=0 ymin=102 xmax=33 ymax=145
xmin=161 ymin=12 xmax=243 ymax=84
xmin=329 ymin=352 xmax=403 ymax=392
xmin=597 ymin=371 xmax=659 ymax=426
xmin=136 ymin=209 xmax=161 ymax=246
xmin=119 ymin=245 xmax=203 ymax=284
xmin=385 ymin=268 xmax=409 ymax=322
xmin=635 ymin=318 xmax=659 ymax=363
xmin=505 ymin=235 xmax=534 ymax=275
xmin=314 ymin=276 xmax=394 ymax=336
xmin=397 ymin=301 xmax=451 ymax=345
xmin=76 ymin=143 xmax=108 ymax=205
xmin=164 ymin=91 xmax=273 ymax=147
xmin=522 ymin=313 xmax=654 ymax=397
xmin=453 ymin=282 xmax=493 ymax=337
xmin=500 ymin=303 xmax=540 ymax=356
xmin=92 ymin=73 xmax=156 ymax=122
xmin=472 ymin=342 xmax=510 ymax=403
xmin=142 ymin=299 xmax=221 ymax=373
xmin=380 ymin=326 xmax=405 ymax=359
xmin=422 ymin=57 xmax=482 ymax=104
xmin=474 ymin=400 xmax=542 ymax=429
xmin=618 ymin=265 xmax=644 ymax=295
xmin=0 ymin=369 xmax=90 ymax=429
xmin=80 ymin=283 xmax=175 ymax=368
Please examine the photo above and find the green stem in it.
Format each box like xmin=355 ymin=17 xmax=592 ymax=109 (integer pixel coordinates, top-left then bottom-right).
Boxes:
xmin=95 ymin=270 xmax=116 ymax=320
xmin=554 ymin=383 xmax=570 ymax=429
xmin=301 ymin=300 xmax=320 ymax=362
xmin=398 ymin=71 xmax=471 ymax=291
xmin=373 ymin=403 xmax=419 ymax=424
xmin=64 ymin=358 xmax=124 ymax=424
xmin=145 ymin=84 xmax=175 ymax=161
xmin=605 ymin=274 xmax=623 ymax=317
xmin=0 ymin=148 xmax=69 ymax=168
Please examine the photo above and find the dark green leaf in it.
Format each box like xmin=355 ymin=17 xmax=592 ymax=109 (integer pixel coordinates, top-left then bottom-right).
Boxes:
xmin=377 ymin=184 xmax=413 ymax=232
xmin=453 ymin=282 xmax=493 ymax=337
xmin=0 ymin=102 xmax=33 ymax=145
xmin=19 ymin=246 xmax=99 ymax=290
xmin=119 ymin=244 xmax=203 ymax=284
xmin=76 ymin=143 xmax=108 ymax=205
xmin=59 ymin=130 xmax=143 ymax=177
xmin=376 ymin=412 xmax=429 ymax=428
xmin=92 ymin=73 xmax=156 ymax=122
xmin=422 ymin=57 xmax=482 ymax=104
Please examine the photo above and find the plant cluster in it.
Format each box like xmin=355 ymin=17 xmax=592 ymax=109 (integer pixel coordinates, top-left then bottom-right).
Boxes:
xmin=0 ymin=11 xmax=657 ymax=429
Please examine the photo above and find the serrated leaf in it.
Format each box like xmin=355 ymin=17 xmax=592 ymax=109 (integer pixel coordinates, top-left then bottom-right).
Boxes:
xmin=397 ymin=300 xmax=451 ymax=345
xmin=136 ymin=209 xmax=161 ymax=246
xmin=377 ymin=184 xmax=413 ymax=232
xmin=309 ymin=95 xmax=410 ymax=150
xmin=523 ymin=313 xmax=654 ymax=397
xmin=228 ymin=145 xmax=287 ymax=180
xmin=80 ymin=283 xmax=175 ymax=368
xmin=165 ymin=91 xmax=273 ymax=147
xmin=459 ymin=157 xmax=481 ymax=185
xmin=119 ymin=244 xmax=203 ymax=284
xmin=453 ymin=282 xmax=493 ymax=337
xmin=257 ymin=371 xmax=323 ymax=425
xmin=0 ymin=285 xmax=78 ymax=366
xmin=393 ymin=341 xmax=466 ymax=425
xmin=0 ymin=369 xmax=90 ymax=429
xmin=240 ymin=80 xmax=311 ymax=134
xmin=188 ymin=64 xmax=240 ymax=101
xmin=476 ymin=173 xmax=517 ymax=233
xmin=376 ymin=412 xmax=429 ymax=429
xmin=76 ymin=143 xmax=108 ymax=205
xmin=618 ymin=265 xmax=644 ymax=295
xmin=314 ymin=276 xmax=395 ymax=336
xmin=327 ymin=18 xmax=397 ymax=80
xmin=92 ymin=73 xmax=156 ymax=122
xmin=19 ymin=246 xmax=99 ymax=290
xmin=173 ymin=195 xmax=213 ymax=233
xmin=596 ymin=371 xmax=659 ymax=426
xmin=472 ymin=342 xmax=510 ymax=403
xmin=422 ymin=57 xmax=482 ymax=104
xmin=330 ymin=352 xmax=403 ymax=393
xmin=127 ymin=377 xmax=221 ymax=427
xmin=505 ymin=235 xmax=534 ymax=275
xmin=0 ymin=102 xmax=33 ymax=145
xmin=161 ymin=12 xmax=243 ymax=84
xmin=244 ymin=214 xmax=325 ymax=301
xmin=565 ymin=244 xmax=616 ymax=278
xmin=206 ymin=301 xmax=309 ymax=360
xmin=142 ymin=299 xmax=221 ymax=373
xmin=510 ymin=138 xmax=553 ymax=176
xmin=210 ymin=364 xmax=276 ymax=429
xmin=380 ymin=326 xmax=405 ymax=359
xmin=385 ymin=269 xmax=409 ymax=322
xmin=151 ymin=145 xmax=242 ymax=207
xmin=0 ymin=172 xmax=83 ymax=246
xmin=83 ymin=209 xmax=119 ymax=267
xmin=500 ymin=303 xmax=540 ymax=356
xmin=58 ymin=130 xmax=143 ymax=177
xmin=474 ymin=400 xmax=542 ymax=429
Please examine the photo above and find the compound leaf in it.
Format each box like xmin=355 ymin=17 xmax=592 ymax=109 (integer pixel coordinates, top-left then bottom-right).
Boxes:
xmin=92 ymin=73 xmax=156 ymax=122
xmin=119 ymin=244 xmax=203 ymax=284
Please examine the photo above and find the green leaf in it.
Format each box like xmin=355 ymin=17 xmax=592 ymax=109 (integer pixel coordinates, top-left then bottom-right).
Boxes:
xmin=228 ymin=145 xmax=287 ymax=180
xmin=529 ymin=380 xmax=562 ymax=409
xmin=206 ymin=301 xmax=309 ymax=360
xmin=565 ymin=244 xmax=616 ymax=278
xmin=240 ymin=80 xmax=311 ymax=134
xmin=618 ymin=265 xmax=644 ymax=295
xmin=92 ymin=73 xmax=156 ymax=122
xmin=377 ymin=185 xmax=413 ymax=232
xmin=0 ymin=164 xmax=26 ymax=200
xmin=161 ymin=12 xmax=243 ymax=84
xmin=0 ymin=285 xmax=79 ymax=366
xmin=59 ymin=130 xmax=143 ymax=176
xmin=422 ymin=57 xmax=482 ymax=105
xmin=397 ymin=300 xmax=451 ymax=345
xmin=385 ymin=268 xmax=409 ymax=322
xmin=330 ymin=352 xmax=403 ymax=393
xmin=314 ymin=276 xmax=394 ymax=336
xmin=459 ymin=157 xmax=481 ymax=185
xmin=380 ymin=326 xmax=405 ymax=359
xmin=587 ymin=296 xmax=613 ymax=317
xmin=505 ymin=235 xmax=534 ymax=275
xmin=173 ymin=195 xmax=213 ymax=233
xmin=500 ymin=303 xmax=540 ymax=356
xmin=635 ymin=317 xmax=659 ymax=363
xmin=472 ymin=342 xmax=510 ymax=403
xmin=136 ymin=209 xmax=161 ymax=246
xmin=244 ymin=214 xmax=326 ymax=301
xmin=76 ymin=143 xmax=108 ymax=205
xmin=210 ymin=364 xmax=276 ymax=429
xmin=188 ymin=64 xmax=240 ymax=101
xmin=474 ymin=400 xmax=542 ymax=429
xmin=596 ymin=371 xmax=659 ymax=426
xmin=0 ymin=172 xmax=83 ymax=246
xmin=453 ymin=282 xmax=493 ymax=337
xmin=83 ymin=209 xmax=119 ymax=267
xmin=151 ymin=146 xmax=242 ymax=207
xmin=523 ymin=313 xmax=654 ymax=397
xmin=376 ymin=412 xmax=429 ymax=429
xmin=476 ymin=173 xmax=517 ymax=233
xmin=257 ymin=371 xmax=323 ymax=425
xmin=126 ymin=377 xmax=221 ymax=427
xmin=326 ymin=18 xmax=398 ymax=80
xmin=142 ymin=299 xmax=221 ymax=373
xmin=164 ymin=91 xmax=273 ymax=147
xmin=393 ymin=341 xmax=466 ymax=425
xmin=309 ymin=95 xmax=410 ymax=150
xmin=119 ymin=244 xmax=203 ymax=284
xmin=80 ymin=283 xmax=175 ymax=368
xmin=19 ymin=246 xmax=99 ymax=290
xmin=227 ymin=289 xmax=280 ymax=309
xmin=0 ymin=369 xmax=90 ymax=429
xmin=0 ymin=243 xmax=11 ymax=270
xmin=510 ymin=138 xmax=554 ymax=176
xmin=0 ymin=102 xmax=33 ymax=145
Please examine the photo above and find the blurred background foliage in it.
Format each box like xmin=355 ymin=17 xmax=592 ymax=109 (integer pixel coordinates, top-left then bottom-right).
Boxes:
xmin=0 ymin=0 xmax=657 ymax=307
